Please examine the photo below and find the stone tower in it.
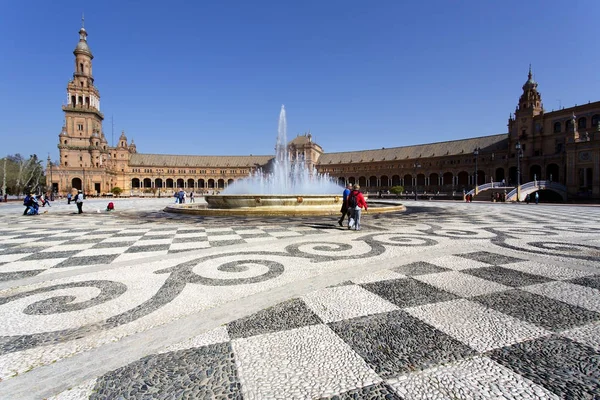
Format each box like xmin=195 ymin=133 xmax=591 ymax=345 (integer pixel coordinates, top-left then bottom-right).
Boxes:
xmin=509 ymin=66 xmax=543 ymax=142
xmin=57 ymin=17 xmax=109 ymax=193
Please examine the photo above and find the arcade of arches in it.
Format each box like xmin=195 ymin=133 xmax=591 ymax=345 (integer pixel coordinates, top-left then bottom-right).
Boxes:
xmin=48 ymin=23 xmax=600 ymax=201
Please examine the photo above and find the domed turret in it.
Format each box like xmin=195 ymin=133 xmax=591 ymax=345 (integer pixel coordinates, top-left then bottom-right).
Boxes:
xmin=73 ymin=15 xmax=93 ymax=58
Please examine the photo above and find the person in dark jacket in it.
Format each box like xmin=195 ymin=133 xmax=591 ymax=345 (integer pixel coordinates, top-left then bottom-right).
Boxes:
xmin=338 ymin=184 xmax=352 ymax=227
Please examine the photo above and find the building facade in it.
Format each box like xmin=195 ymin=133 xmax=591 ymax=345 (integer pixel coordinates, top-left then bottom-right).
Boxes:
xmin=49 ymin=24 xmax=600 ymax=201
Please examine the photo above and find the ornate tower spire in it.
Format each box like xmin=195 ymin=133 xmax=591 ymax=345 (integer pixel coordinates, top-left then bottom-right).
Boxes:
xmin=516 ymin=65 xmax=542 ymax=117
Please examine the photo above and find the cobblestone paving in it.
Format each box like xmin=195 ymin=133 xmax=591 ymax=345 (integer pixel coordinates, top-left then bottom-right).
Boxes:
xmin=1 ymin=198 xmax=600 ymax=399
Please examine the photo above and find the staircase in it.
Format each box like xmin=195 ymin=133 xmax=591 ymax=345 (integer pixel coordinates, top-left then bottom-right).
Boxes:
xmin=472 ymin=187 xmax=514 ymax=202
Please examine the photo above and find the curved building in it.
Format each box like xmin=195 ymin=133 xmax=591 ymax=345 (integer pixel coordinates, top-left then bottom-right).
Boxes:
xmin=49 ymin=24 xmax=600 ymax=201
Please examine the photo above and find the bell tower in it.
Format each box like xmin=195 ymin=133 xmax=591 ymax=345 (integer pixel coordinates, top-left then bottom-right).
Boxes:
xmin=509 ymin=65 xmax=543 ymax=143
xmin=58 ymin=16 xmax=107 ymax=170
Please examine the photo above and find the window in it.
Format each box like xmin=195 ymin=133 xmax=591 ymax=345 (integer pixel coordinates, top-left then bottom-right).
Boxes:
xmin=80 ymin=63 xmax=83 ymax=73
xmin=77 ymin=124 xmax=83 ymax=131
xmin=64 ymin=140 xmax=67 ymax=145
xmin=566 ymin=119 xmax=573 ymax=131
xmin=578 ymin=117 xmax=587 ymax=129
xmin=79 ymin=156 xmax=83 ymax=161
xmin=553 ymin=122 xmax=561 ymax=133
xmin=592 ymin=114 xmax=600 ymax=128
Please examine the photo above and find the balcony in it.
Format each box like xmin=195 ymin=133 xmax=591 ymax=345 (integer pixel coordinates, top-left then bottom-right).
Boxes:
xmin=62 ymin=104 xmax=104 ymax=119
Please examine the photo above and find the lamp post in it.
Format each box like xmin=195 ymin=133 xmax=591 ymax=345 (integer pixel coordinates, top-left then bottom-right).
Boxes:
xmin=473 ymin=147 xmax=480 ymax=194
xmin=515 ymin=141 xmax=522 ymax=201
xmin=82 ymin=167 xmax=86 ymax=199
xmin=413 ymin=163 xmax=421 ymax=200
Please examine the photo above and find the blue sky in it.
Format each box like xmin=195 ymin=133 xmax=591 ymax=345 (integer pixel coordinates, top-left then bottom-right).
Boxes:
xmin=1 ymin=1 xmax=599 ymax=162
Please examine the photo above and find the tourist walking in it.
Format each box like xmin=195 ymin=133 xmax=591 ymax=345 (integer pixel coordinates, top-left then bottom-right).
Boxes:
xmin=75 ymin=190 xmax=84 ymax=214
xmin=347 ymin=184 xmax=368 ymax=231
xmin=67 ymin=192 xmax=72 ymax=204
xmin=535 ymin=192 xmax=539 ymax=204
xmin=338 ymin=184 xmax=352 ymax=227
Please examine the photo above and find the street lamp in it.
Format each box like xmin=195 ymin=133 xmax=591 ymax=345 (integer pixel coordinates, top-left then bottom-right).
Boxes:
xmin=515 ymin=141 xmax=523 ymax=201
xmin=473 ymin=147 xmax=480 ymax=194
xmin=413 ymin=163 xmax=421 ymax=200
xmin=82 ymin=167 xmax=86 ymax=199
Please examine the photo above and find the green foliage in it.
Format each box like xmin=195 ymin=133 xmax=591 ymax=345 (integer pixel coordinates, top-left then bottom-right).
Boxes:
xmin=0 ymin=154 xmax=45 ymax=196
xmin=110 ymin=186 xmax=123 ymax=196
xmin=390 ymin=186 xmax=404 ymax=195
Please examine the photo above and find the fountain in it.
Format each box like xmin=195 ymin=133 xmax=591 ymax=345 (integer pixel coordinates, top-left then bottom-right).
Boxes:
xmin=165 ymin=106 xmax=405 ymax=216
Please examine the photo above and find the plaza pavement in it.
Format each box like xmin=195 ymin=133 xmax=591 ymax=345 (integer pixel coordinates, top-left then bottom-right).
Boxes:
xmin=0 ymin=197 xmax=599 ymax=399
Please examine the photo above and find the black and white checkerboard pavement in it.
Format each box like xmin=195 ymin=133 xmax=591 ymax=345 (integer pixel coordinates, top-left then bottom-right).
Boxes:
xmin=0 ymin=223 xmax=328 ymax=281
xmin=62 ymin=250 xmax=600 ymax=399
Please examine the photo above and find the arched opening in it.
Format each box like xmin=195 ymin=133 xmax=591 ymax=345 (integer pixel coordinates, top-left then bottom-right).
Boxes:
xmin=566 ymin=119 xmax=573 ymax=132
xmin=508 ymin=166 xmax=517 ymax=185
xmin=80 ymin=63 xmax=83 ymax=73
xmin=429 ymin=173 xmax=439 ymax=187
xmin=529 ymin=165 xmax=542 ymax=181
xmin=546 ymin=164 xmax=559 ymax=183
xmin=227 ymin=179 xmax=234 ymax=185
xmin=403 ymin=174 xmax=412 ymax=187
xmin=166 ymin=178 xmax=174 ymax=188
xmin=217 ymin=179 xmax=225 ymax=189
xmin=208 ymin=179 xmax=215 ymax=188
xmin=368 ymin=176 xmax=377 ymax=188
xmin=155 ymin=178 xmax=163 ymax=189
xmin=338 ymin=177 xmax=346 ymax=186
xmin=457 ymin=171 xmax=469 ymax=186
xmin=380 ymin=175 xmax=389 ymax=188
xmin=475 ymin=170 xmax=484 ymax=185
xmin=553 ymin=122 xmax=561 ymax=133
xmin=592 ymin=114 xmax=600 ymax=128
xmin=391 ymin=175 xmax=401 ymax=186
xmin=358 ymin=176 xmax=367 ymax=187
xmin=187 ymin=178 xmax=195 ymax=189
xmin=131 ymin=178 xmax=140 ymax=188
xmin=85 ymin=97 xmax=90 ymax=106
xmin=143 ymin=178 xmax=152 ymax=188
xmin=578 ymin=117 xmax=587 ymax=129
xmin=198 ymin=179 xmax=205 ymax=189
xmin=71 ymin=177 xmax=82 ymax=191
xmin=176 ymin=178 xmax=184 ymax=188
xmin=416 ymin=173 xmax=425 ymax=186
xmin=442 ymin=172 xmax=453 ymax=186
xmin=347 ymin=177 xmax=356 ymax=185
xmin=495 ymin=168 xmax=505 ymax=183
xmin=78 ymin=96 xmax=83 ymax=105
xmin=71 ymin=95 xmax=76 ymax=106
xmin=533 ymin=189 xmax=564 ymax=203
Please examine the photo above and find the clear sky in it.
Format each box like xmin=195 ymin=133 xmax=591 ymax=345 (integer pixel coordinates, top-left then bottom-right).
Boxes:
xmin=1 ymin=0 xmax=599 ymax=162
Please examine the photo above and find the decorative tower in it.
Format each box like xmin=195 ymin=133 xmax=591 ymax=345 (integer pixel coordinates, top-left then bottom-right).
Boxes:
xmin=509 ymin=65 xmax=543 ymax=149
xmin=56 ymin=17 xmax=109 ymax=194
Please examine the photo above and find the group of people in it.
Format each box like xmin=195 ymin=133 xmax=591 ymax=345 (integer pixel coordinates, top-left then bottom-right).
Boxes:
xmin=338 ymin=184 xmax=368 ymax=231
xmin=22 ymin=193 xmax=53 ymax=215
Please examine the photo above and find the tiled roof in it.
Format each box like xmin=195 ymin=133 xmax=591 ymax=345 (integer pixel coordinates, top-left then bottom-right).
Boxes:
xmin=289 ymin=135 xmax=312 ymax=145
xmin=129 ymin=153 xmax=274 ymax=167
xmin=317 ymin=134 xmax=509 ymax=164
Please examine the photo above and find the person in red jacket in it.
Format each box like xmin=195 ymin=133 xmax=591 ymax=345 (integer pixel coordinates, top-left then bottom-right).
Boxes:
xmin=347 ymin=184 xmax=368 ymax=230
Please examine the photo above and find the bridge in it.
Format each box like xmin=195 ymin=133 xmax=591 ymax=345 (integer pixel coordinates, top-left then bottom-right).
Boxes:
xmin=466 ymin=180 xmax=567 ymax=202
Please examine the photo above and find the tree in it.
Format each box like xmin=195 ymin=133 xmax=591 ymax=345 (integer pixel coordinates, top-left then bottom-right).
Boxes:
xmin=0 ymin=154 xmax=45 ymax=197
xmin=390 ymin=186 xmax=404 ymax=196
xmin=111 ymin=186 xmax=123 ymax=196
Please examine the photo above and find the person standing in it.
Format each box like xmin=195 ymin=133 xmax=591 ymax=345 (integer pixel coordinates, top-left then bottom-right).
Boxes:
xmin=338 ymin=184 xmax=352 ymax=227
xmin=535 ymin=192 xmax=539 ymax=204
xmin=347 ymin=184 xmax=368 ymax=231
xmin=67 ymin=192 xmax=72 ymax=204
xmin=190 ymin=191 xmax=195 ymax=203
xmin=75 ymin=190 xmax=84 ymax=214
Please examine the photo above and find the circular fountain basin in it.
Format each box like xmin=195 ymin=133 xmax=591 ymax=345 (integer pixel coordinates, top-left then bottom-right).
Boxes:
xmin=164 ymin=194 xmax=405 ymax=216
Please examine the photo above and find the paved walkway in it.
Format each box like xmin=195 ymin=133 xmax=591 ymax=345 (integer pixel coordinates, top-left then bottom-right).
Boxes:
xmin=0 ymin=199 xmax=599 ymax=399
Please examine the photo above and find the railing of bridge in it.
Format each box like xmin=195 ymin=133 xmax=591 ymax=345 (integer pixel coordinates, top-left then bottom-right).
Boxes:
xmin=506 ymin=181 xmax=567 ymax=201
